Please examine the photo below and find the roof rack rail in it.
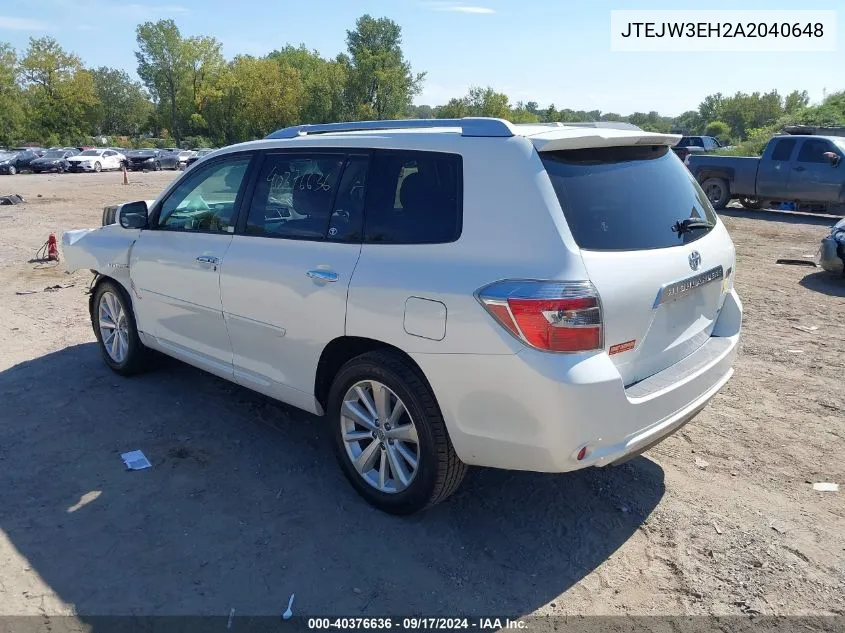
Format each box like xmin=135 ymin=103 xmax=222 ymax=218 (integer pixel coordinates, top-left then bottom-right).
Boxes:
xmin=265 ymin=117 xmax=515 ymax=140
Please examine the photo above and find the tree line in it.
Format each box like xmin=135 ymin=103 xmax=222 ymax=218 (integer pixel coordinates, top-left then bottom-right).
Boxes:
xmin=0 ymin=14 xmax=843 ymax=152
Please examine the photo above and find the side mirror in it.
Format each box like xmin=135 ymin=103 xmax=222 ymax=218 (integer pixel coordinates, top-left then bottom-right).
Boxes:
xmin=118 ymin=201 xmax=149 ymax=229
xmin=823 ymin=152 xmax=841 ymax=167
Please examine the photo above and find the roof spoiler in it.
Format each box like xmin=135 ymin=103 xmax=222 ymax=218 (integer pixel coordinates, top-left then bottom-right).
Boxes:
xmin=266 ymin=117 xmax=516 ymax=139
xmin=555 ymin=121 xmax=644 ymax=131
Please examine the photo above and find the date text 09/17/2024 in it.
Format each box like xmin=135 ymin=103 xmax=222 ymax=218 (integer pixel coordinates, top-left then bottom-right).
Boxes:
xmin=306 ymin=617 xmax=527 ymax=630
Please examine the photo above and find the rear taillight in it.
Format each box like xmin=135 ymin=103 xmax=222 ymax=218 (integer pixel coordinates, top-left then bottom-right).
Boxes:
xmin=476 ymin=280 xmax=603 ymax=353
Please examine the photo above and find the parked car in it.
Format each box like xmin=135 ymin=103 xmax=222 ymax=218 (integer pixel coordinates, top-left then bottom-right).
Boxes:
xmin=67 ymin=148 xmax=126 ymax=172
xmin=14 ymin=146 xmax=45 ymax=157
xmin=30 ymin=149 xmax=79 ymax=173
xmin=125 ymin=149 xmax=180 ymax=171
xmin=185 ymin=148 xmax=215 ymax=168
xmin=688 ymin=135 xmax=845 ymax=210
xmin=61 ymin=118 xmax=742 ymax=514
xmin=0 ymin=148 xmax=41 ymax=174
xmin=672 ymin=136 xmax=723 ymax=164
xmin=174 ymin=150 xmax=196 ymax=169
xmin=817 ymin=217 xmax=845 ymax=275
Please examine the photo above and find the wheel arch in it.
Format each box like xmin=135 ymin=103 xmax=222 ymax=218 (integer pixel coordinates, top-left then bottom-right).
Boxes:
xmin=694 ymin=168 xmax=733 ymax=184
xmin=314 ymin=336 xmax=438 ymax=414
xmin=88 ymin=273 xmax=135 ymax=321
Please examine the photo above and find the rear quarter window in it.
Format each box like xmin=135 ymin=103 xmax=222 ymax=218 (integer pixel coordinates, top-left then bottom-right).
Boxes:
xmin=363 ymin=151 xmax=462 ymax=244
xmin=541 ymin=145 xmax=717 ymax=251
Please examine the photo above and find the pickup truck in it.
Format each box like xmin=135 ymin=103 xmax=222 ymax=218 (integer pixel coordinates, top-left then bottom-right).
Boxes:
xmin=688 ymin=135 xmax=845 ymax=211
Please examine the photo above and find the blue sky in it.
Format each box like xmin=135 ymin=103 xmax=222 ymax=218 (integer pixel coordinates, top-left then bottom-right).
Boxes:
xmin=1 ymin=0 xmax=842 ymax=116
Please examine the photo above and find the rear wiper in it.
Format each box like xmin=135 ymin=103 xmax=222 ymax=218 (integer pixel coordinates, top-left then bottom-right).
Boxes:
xmin=672 ymin=218 xmax=714 ymax=234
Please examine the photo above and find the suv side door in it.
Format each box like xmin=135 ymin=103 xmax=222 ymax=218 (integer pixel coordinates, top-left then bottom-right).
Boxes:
xmin=219 ymin=151 xmax=368 ymax=413
xmin=788 ymin=138 xmax=844 ymax=203
xmin=129 ymin=152 xmax=254 ymax=378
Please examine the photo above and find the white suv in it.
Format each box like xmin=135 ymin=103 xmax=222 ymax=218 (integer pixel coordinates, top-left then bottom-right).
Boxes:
xmin=62 ymin=118 xmax=742 ymax=514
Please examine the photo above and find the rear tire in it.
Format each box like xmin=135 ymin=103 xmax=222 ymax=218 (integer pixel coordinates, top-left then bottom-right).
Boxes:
xmin=327 ymin=350 xmax=467 ymax=515
xmin=8 ymin=165 xmax=16 ymax=175
xmin=701 ymin=177 xmax=730 ymax=210
xmin=91 ymin=280 xmax=150 ymax=376
xmin=154 ymin=161 xmax=161 ymax=171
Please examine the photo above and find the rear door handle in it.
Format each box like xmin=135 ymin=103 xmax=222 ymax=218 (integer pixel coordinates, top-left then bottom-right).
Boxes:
xmin=196 ymin=255 xmax=219 ymax=265
xmin=793 ymin=166 xmax=806 ymax=172
xmin=307 ymin=269 xmax=338 ymax=283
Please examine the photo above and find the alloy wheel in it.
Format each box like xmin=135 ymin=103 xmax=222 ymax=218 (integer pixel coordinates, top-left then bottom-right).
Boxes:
xmin=98 ymin=291 xmax=129 ymax=364
xmin=340 ymin=380 xmax=420 ymax=493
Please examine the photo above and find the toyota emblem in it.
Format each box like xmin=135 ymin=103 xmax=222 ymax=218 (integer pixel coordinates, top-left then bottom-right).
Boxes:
xmin=688 ymin=251 xmax=702 ymax=271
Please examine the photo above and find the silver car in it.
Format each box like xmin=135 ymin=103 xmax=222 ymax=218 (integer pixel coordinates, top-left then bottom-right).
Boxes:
xmin=818 ymin=218 xmax=845 ymax=275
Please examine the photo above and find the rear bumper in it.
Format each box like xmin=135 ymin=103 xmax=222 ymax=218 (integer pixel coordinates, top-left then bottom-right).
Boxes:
xmin=413 ymin=289 xmax=742 ymax=473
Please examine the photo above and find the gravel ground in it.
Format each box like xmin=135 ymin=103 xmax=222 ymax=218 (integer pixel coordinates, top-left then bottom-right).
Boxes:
xmin=0 ymin=172 xmax=843 ymax=621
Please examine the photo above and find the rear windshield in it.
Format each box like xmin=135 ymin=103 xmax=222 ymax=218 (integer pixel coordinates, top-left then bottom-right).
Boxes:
xmin=541 ymin=145 xmax=717 ymax=251
xmin=676 ymin=137 xmax=704 ymax=147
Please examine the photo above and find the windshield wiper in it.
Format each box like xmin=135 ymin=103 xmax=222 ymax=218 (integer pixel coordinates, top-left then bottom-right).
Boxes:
xmin=672 ymin=218 xmax=714 ymax=234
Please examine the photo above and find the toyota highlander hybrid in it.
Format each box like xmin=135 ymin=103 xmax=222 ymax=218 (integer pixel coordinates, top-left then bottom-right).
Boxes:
xmin=61 ymin=118 xmax=742 ymax=514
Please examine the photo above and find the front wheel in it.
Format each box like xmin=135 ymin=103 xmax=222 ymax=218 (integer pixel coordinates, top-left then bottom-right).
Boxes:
xmin=701 ymin=177 xmax=730 ymax=210
xmin=154 ymin=161 xmax=161 ymax=171
xmin=7 ymin=165 xmax=16 ymax=175
xmin=91 ymin=281 xmax=150 ymax=376
xmin=328 ymin=350 xmax=467 ymax=515
xmin=93 ymin=161 xmax=102 ymax=173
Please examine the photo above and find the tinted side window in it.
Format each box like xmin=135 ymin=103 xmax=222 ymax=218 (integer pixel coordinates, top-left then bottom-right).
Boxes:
xmin=797 ymin=139 xmax=835 ymax=163
xmin=363 ymin=151 xmax=461 ymax=244
xmin=771 ymin=139 xmax=796 ymax=161
xmin=157 ymin=156 xmax=250 ymax=232
xmin=246 ymin=154 xmax=345 ymax=240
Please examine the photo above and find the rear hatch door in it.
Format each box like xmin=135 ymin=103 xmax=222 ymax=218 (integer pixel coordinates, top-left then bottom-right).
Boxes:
xmin=537 ymin=139 xmax=734 ymax=386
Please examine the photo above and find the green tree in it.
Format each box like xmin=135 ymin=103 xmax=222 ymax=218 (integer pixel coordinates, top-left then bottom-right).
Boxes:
xmin=135 ymin=20 xmax=190 ymax=142
xmin=184 ymin=34 xmax=225 ymax=133
xmin=673 ymin=110 xmax=702 ymax=134
xmin=698 ymin=93 xmax=723 ymax=126
xmin=269 ymin=45 xmax=348 ymax=123
xmin=784 ymin=90 xmax=809 ymax=114
xmin=437 ymin=86 xmax=510 ymax=119
xmin=227 ymin=55 xmax=306 ymax=138
xmin=91 ymin=67 xmax=153 ymax=136
xmin=344 ymin=15 xmax=424 ymax=119
xmin=0 ymin=42 xmax=25 ymax=145
xmin=704 ymin=120 xmax=731 ymax=144
xmin=20 ymin=37 xmax=99 ymax=143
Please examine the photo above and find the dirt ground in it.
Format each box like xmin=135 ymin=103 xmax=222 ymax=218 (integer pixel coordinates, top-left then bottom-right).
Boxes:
xmin=0 ymin=171 xmax=843 ymax=621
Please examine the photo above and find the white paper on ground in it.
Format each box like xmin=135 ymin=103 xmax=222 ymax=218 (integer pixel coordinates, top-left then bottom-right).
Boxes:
xmin=812 ymin=482 xmax=839 ymax=492
xmin=121 ymin=450 xmax=152 ymax=470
